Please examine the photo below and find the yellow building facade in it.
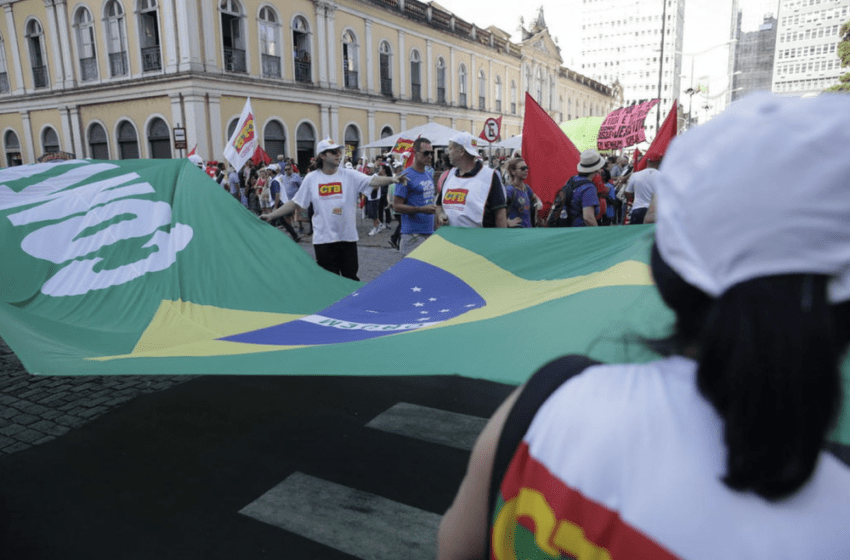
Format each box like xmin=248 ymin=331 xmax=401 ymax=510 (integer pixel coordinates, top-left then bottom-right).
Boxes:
xmin=0 ymin=0 xmax=617 ymax=170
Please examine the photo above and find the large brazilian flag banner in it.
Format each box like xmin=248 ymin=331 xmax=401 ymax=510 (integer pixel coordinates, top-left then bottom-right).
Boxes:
xmin=1 ymin=160 xmax=848 ymax=446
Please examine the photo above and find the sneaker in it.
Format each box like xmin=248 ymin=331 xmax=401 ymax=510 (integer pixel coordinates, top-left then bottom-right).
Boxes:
xmin=368 ymin=226 xmax=379 ymax=236
xmin=388 ymin=238 xmax=399 ymax=250
xmin=378 ymin=223 xmax=387 ymax=232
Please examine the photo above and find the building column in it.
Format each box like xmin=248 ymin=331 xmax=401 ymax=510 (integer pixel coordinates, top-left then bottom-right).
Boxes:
xmin=183 ymin=93 xmax=209 ymax=160
xmin=58 ymin=105 xmax=74 ymax=155
xmin=426 ymin=39 xmax=433 ymax=104
xmin=176 ymin=2 xmax=203 ymax=72
xmin=367 ymin=109 xmax=375 ymax=145
xmin=320 ymin=104 xmax=330 ymax=140
xmin=43 ymin=0 xmax=64 ymax=89
xmin=199 ymin=2 xmax=217 ymax=71
xmin=314 ymin=3 xmax=328 ymax=88
xmin=400 ymin=113 xmax=407 ymax=131
xmin=470 ymin=53 xmax=476 ymax=109
xmin=20 ymin=111 xmax=35 ymax=163
xmin=160 ymin=0 xmax=179 ymax=73
xmin=53 ymin=0 xmax=75 ymax=88
xmin=208 ymin=95 xmax=223 ymax=160
xmin=449 ymin=47 xmax=456 ymax=105
xmin=330 ymin=105 xmax=339 ymax=144
xmin=69 ymin=105 xmax=83 ymax=157
xmin=4 ymin=6 xmax=25 ymax=95
xmin=397 ymin=30 xmax=406 ymax=98
xmin=364 ymin=20 xmax=374 ymax=94
xmin=323 ymin=2 xmax=337 ymax=88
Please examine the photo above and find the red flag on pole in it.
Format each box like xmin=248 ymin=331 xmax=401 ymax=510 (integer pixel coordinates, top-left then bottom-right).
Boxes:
xmin=521 ymin=93 xmax=581 ymax=216
xmin=251 ymin=145 xmax=272 ymax=166
xmin=632 ymin=148 xmax=642 ymax=168
xmin=636 ymin=101 xmax=678 ymax=172
xmin=187 ymin=144 xmax=197 ymax=157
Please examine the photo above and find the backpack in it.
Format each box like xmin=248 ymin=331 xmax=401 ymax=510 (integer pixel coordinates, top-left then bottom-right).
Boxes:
xmin=547 ymin=176 xmax=593 ymax=227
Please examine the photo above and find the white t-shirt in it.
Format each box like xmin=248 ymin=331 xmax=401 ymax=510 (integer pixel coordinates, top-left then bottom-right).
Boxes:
xmin=625 ymin=168 xmax=660 ymax=210
xmin=293 ymin=167 xmax=374 ymax=244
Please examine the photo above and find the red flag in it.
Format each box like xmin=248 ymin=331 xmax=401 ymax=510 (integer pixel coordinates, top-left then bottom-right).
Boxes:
xmin=632 ymin=148 xmax=642 ymax=168
xmin=521 ymin=93 xmax=581 ymax=216
xmin=636 ymin=101 xmax=677 ymax=172
xmin=479 ymin=116 xmax=502 ymax=143
xmin=251 ymin=145 xmax=272 ymax=166
xmin=187 ymin=144 xmax=197 ymax=157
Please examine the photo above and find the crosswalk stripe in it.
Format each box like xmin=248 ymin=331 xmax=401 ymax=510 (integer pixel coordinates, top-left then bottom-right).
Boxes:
xmin=365 ymin=402 xmax=488 ymax=451
xmin=239 ymin=472 xmax=441 ymax=560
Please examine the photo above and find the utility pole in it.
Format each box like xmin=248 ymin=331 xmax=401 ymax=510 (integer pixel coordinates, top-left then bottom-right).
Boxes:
xmin=656 ymin=0 xmax=668 ymax=132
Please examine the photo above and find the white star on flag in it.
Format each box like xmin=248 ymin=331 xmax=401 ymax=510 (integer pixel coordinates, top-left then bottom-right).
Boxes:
xmin=412 ymin=287 xmax=422 ymax=292
xmin=414 ymin=302 xmax=424 ymax=307
xmin=429 ymin=298 xmax=437 ymax=302
xmin=440 ymin=309 xmax=450 ymax=313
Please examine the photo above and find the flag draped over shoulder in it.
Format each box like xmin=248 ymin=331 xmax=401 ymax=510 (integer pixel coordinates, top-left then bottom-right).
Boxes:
xmin=636 ymin=102 xmax=678 ymax=172
xmin=223 ymin=98 xmax=257 ymax=172
xmin=1 ymin=159 xmax=848 ymax=447
xmin=522 ymin=93 xmax=581 ymax=211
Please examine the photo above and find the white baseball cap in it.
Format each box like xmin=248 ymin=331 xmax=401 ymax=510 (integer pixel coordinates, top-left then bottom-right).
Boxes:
xmin=316 ymin=138 xmax=343 ymax=156
xmin=448 ymin=132 xmax=480 ymax=158
xmin=656 ymin=92 xmax=850 ymax=303
xmin=267 ymin=163 xmax=280 ymax=172
xmin=187 ymin=154 xmax=203 ymax=166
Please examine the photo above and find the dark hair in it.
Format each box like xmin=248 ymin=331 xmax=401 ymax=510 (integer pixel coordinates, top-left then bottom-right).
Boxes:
xmin=600 ymin=168 xmax=611 ymax=182
xmin=378 ymin=164 xmax=393 ymax=177
xmin=649 ymin=244 xmax=848 ymax=500
xmin=412 ymin=137 xmax=432 ymax=152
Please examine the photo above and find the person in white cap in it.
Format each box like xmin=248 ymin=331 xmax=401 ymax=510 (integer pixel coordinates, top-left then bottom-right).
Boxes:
xmin=437 ymin=93 xmax=850 ymax=560
xmin=262 ymin=138 xmax=406 ymax=280
xmin=435 ymin=132 xmax=507 ymax=228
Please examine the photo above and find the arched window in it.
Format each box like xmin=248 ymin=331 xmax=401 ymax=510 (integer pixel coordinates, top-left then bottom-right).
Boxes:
xmin=510 ymin=80 xmax=517 ymax=114
xmin=259 ymin=6 xmax=280 ymax=78
xmin=436 ymin=57 xmax=446 ymax=104
xmin=344 ymin=125 xmax=360 ymax=162
xmin=295 ymin=122 xmax=315 ymax=172
xmin=410 ymin=49 xmax=422 ymax=101
xmin=342 ymin=30 xmax=358 ymax=89
xmin=264 ymin=120 xmax=286 ymax=160
xmin=495 ymin=75 xmax=502 ymax=113
xmin=0 ymin=33 xmax=8 ymax=93
xmin=88 ymin=122 xmax=109 ymax=159
xmin=549 ymin=72 xmax=555 ymax=110
xmin=26 ymin=20 xmax=48 ymax=88
xmin=221 ymin=0 xmax=246 ymax=73
xmin=567 ymin=98 xmax=572 ymax=121
xmin=524 ymin=64 xmax=532 ymax=94
xmin=458 ymin=63 xmax=467 ymax=107
xmin=4 ymin=130 xmax=22 ymax=166
xmin=104 ymin=1 xmax=128 ymax=77
xmin=148 ymin=117 xmax=171 ymax=158
xmin=138 ymin=0 xmax=161 ymax=72
xmin=227 ymin=118 xmax=239 ymax=141
xmin=379 ymin=41 xmax=392 ymax=97
xmin=478 ymin=69 xmax=486 ymax=110
xmin=74 ymin=7 xmax=98 ymax=81
xmin=117 ymin=120 xmax=139 ymax=159
xmin=42 ymin=126 xmax=60 ymax=154
xmin=292 ymin=16 xmax=311 ymax=83
xmin=380 ymin=125 xmax=393 ymax=138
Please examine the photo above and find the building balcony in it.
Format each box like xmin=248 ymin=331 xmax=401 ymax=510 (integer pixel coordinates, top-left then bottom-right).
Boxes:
xmin=109 ymin=52 xmax=128 ymax=77
xmin=295 ymin=60 xmax=311 ymax=83
xmin=32 ymin=65 xmax=48 ymax=88
xmin=437 ymin=87 xmax=446 ymax=104
xmin=496 ymin=100 xmax=501 ymax=112
xmin=511 ymin=102 xmax=517 ymax=114
xmin=344 ymin=70 xmax=358 ymax=89
xmin=80 ymin=56 xmax=98 ymax=81
xmin=262 ymin=54 xmax=281 ymax=78
xmin=141 ymin=46 xmax=161 ymax=72
xmin=478 ymin=96 xmax=486 ymax=110
xmin=411 ymin=83 xmax=421 ymax=101
xmin=381 ymin=78 xmax=393 ymax=97
xmin=0 ymin=71 xmax=10 ymax=93
xmin=224 ymin=47 xmax=247 ymax=73
xmin=459 ymin=92 xmax=467 ymax=107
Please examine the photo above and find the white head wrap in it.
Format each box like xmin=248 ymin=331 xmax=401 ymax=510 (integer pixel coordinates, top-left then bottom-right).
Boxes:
xmin=656 ymin=92 xmax=850 ymax=303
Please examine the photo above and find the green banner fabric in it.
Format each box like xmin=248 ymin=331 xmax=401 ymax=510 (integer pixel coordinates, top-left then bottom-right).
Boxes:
xmin=558 ymin=117 xmax=604 ymax=152
xmin=1 ymin=160 xmax=847 ymax=446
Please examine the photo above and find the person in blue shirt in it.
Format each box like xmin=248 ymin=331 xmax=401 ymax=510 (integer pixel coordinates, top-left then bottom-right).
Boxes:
xmin=393 ymin=138 xmax=438 ymax=255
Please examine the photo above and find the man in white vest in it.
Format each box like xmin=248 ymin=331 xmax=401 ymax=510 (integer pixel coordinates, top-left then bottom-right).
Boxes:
xmin=436 ymin=132 xmax=507 ymax=228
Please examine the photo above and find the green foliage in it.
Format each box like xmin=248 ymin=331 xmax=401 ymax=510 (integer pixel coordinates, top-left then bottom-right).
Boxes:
xmin=826 ymin=19 xmax=850 ymax=93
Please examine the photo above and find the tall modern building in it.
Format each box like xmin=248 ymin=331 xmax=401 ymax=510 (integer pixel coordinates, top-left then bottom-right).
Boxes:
xmin=732 ymin=13 xmax=779 ymax=101
xmin=771 ymin=0 xmax=850 ymax=95
xmin=579 ymin=0 xmax=685 ymax=143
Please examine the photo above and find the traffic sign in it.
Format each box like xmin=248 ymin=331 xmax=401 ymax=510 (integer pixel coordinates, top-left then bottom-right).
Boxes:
xmin=479 ymin=117 xmax=502 ymax=143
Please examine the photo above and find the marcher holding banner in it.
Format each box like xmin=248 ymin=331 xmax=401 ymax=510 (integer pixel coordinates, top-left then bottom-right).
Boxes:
xmin=438 ymin=93 xmax=850 ymax=560
xmin=262 ymin=138 xmax=406 ymax=280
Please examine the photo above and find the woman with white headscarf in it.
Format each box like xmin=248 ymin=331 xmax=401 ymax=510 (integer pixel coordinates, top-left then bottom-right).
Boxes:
xmin=437 ymin=93 xmax=850 ymax=560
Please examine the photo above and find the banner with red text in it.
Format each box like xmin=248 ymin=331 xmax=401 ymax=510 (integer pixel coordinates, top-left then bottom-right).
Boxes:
xmin=597 ymin=100 xmax=660 ymax=150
